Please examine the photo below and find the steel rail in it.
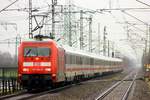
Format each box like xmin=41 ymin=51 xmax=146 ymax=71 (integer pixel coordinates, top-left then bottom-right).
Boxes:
xmin=121 ymin=72 xmax=137 ymax=100
xmin=0 ymin=83 xmax=76 ymax=100
xmin=0 ymin=90 xmax=27 ymax=100
xmin=95 ymin=71 xmax=136 ymax=100
xmin=95 ymin=81 xmax=122 ymax=100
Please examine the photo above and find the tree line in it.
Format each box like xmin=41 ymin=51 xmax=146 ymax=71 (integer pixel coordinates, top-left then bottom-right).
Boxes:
xmin=0 ymin=52 xmax=17 ymax=67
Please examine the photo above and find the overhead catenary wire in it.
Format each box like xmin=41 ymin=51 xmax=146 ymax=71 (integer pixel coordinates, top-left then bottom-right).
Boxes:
xmin=1 ymin=1 xmax=149 ymax=51
xmin=122 ymin=10 xmax=148 ymax=26
xmin=0 ymin=0 xmax=19 ymax=13
xmin=136 ymin=0 xmax=150 ymax=8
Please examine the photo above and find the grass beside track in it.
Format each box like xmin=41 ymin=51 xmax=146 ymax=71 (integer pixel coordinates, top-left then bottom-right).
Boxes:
xmin=0 ymin=67 xmax=22 ymax=96
xmin=0 ymin=68 xmax=17 ymax=79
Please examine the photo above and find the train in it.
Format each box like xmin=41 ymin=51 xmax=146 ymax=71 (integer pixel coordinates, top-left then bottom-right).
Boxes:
xmin=143 ymin=63 xmax=150 ymax=80
xmin=142 ymin=54 xmax=150 ymax=80
xmin=18 ymin=37 xmax=123 ymax=90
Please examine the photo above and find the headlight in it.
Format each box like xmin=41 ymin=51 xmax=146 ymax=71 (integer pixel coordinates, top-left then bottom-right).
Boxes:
xmin=146 ymin=68 xmax=149 ymax=71
xmin=23 ymin=68 xmax=29 ymax=72
xmin=45 ymin=68 xmax=51 ymax=71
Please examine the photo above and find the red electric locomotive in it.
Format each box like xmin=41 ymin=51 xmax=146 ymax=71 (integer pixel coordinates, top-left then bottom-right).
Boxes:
xmin=18 ymin=39 xmax=65 ymax=90
xmin=18 ymin=37 xmax=123 ymax=90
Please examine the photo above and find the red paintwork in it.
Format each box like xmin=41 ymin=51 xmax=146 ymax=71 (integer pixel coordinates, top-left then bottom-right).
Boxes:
xmin=18 ymin=40 xmax=64 ymax=82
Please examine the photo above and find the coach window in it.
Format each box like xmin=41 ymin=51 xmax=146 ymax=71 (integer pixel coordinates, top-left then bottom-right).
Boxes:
xmin=70 ymin=55 xmax=72 ymax=64
xmin=74 ymin=55 xmax=76 ymax=64
xmin=90 ymin=58 xmax=94 ymax=65
xmin=96 ymin=59 xmax=99 ymax=65
xmin=71 ymin=55 xmax=74 ymax=64
xmin=65 ymin=55 xmax=66 ymax=64
xmin=94 ymin=59 xmax=95 ymax=65
xmin=76 ymin=56 xmax=79 ymax=65
xmin=84 ymin=56 xmax=87 ymax=65
xmin=95 ymin=59 xmax=97 ymax=65
xmin=72 ymin=55 xmax=74 ymax=64
xmin=66 ymin=54 xmax=70 ymax=64
xmin=103 ymin=60 xmax=106 ymax=66
xmin=65 ymin=54 xmax=68 ymax=64
xmin=84 ymin=57 xmax=86 ymax=65
xmin=99 ymin=60 xmax=101 ymax=65
xmin=72 ymin=55 xmax=75 ymax=64
xmin=80 ymin=57 xmax=82 ymax=65
xmin=85 ymin=57 xmax=87 ymax=65
xmin=82 ymin=56 xmax=84 ymax=65
xmin=75 ymin=55 xmax=77 ymax=64
xmin=87 ymin=57 xmax=89 ymax=65
xmin=97 ymin=60 xmax=99 ymax=65
xmin=105 ymin=61 xmax=106 ymax=66
xmin=70 ymin=54 xmax=72 ymax=64
xmin=110 ymin=61 xmax=111 ymax=66
xmin=114 ymin=62 xmax=116 ymax=66
xmin=86 ymin=57 xmax=88 ymax=65
xmin=97 ymin=59 xmax=99 ymax=65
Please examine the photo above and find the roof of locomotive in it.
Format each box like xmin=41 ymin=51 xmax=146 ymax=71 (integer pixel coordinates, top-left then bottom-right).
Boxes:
xmin=20 ymin=39 xmax=122 ymax=62
xmin=21 ymin=38 xmax=54 ymax=42
xmin=20 ymin=38 xmax=57 ymax=45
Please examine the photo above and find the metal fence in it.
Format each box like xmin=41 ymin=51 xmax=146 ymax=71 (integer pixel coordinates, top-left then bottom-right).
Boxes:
xmin=0 ymin=67 xmax=22 ymax=95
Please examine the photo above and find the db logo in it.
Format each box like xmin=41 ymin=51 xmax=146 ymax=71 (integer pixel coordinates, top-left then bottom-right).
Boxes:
xmin=33 ymin=62 xmax=41 ymax=66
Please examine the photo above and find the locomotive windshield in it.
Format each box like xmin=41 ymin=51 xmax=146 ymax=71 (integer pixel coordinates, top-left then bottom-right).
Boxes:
xmin=24 ymin=47 xmax=50 ymax=57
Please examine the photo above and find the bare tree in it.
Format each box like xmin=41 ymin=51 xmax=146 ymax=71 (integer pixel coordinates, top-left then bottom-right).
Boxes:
xmin=0 ymin=52 xmax=17 ymax=67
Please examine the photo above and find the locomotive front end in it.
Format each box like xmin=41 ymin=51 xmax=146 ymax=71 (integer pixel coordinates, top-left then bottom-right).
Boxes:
xmin=18 ymin=41 xmax=56 ymax=90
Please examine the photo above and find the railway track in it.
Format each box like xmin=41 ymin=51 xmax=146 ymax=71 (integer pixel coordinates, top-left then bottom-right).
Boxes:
xmin=0 ymin=83 xmax=77 ymax=100
xmin=0 ymin=77 xmax=117 ymax=100
xmin=95 ymin=71 xmax=137 ymax=100
xmin=0 ymin=70 xmax=134 ymax=100
xmin=0 ymin=90 xmax=27 ymax=100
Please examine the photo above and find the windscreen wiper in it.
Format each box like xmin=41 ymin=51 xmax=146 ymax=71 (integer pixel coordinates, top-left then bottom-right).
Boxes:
xmin=25 ymin=49 xmax=31 ymax=56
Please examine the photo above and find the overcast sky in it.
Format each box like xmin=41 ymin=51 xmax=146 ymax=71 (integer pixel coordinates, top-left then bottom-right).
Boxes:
xmin=0 ymin=0 xmax=150 ymax=63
